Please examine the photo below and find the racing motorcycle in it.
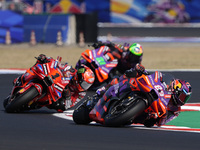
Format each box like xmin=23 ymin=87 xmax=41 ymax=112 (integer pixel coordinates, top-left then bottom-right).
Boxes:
xmin=73 ymin=71 xmax=173 ymax=127
xmin=3 ymin=55 xmax=70 ymax=113
xmin=75 ymin=43 xmax=122 ymax=90
xmin=144 ymin=0 xmax=190 ymax=23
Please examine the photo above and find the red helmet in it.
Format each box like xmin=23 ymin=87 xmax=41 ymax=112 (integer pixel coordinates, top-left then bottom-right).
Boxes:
xmin=170 ymin=79 xmax=192 ymax=106
xmin=75 ymin=65 xmax=95 ymax=92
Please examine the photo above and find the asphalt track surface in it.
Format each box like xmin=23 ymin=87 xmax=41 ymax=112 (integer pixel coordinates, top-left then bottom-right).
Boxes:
xmin=0 ymin=72 xmax=200 ymax=150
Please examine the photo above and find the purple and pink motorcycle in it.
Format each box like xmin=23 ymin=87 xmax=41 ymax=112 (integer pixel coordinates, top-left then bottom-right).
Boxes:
xmin=73 ymin=71 xmax=174 ymax=127
xmin=145 ymin=0 xmax=190 ymax=23
xmin=75 ymin=43 xmax=123 ymax=90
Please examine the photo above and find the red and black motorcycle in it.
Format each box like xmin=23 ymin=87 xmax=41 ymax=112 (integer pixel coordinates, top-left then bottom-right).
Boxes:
xmin=4 ymin=55 xmax=70 ymax=113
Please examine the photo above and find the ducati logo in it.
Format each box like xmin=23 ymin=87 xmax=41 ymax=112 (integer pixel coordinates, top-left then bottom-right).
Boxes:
xmin=52 ymin=73 xmax=60 ymax=79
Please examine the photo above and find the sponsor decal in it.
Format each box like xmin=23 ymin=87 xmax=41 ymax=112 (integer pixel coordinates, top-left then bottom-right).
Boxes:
xmin=97 ymin=46 xmax=104 ymax=55
xmin=55 ymin=90 xmax=62 ymax=97
xmin=102 ymin=66 xmax=110 ymax=73
xmin=35 ymin=84 xmax=42 ymax=94
xmin=54 ymin=60 xmax=58 ymax=69
xmin=106 ymin=64 xmax=118 ymax=68
xmin=160 ymin=97 xmax=168 ymax=106
xmin=100 ymin=69 xmax=108 ymax=76
xmin=96 ymin=57 xmax=106 ymax=65
xmin=93 ymin=49 xmax=96 ymax=58
xmin=51 ymin=60 xmax=54 ymax=68
xmin=51 ymin=73 xmax=60 ymax=79
xmin=43 ymin=64 xmax=48 ymax=75
xmin=89 ymin=50 xmax=93 ymax=59
xmin=54 ymin=84 xmax=63 ymax=92
xmin=64 ymin=66 xmax=71 ymax=71
xmin=37 ymin=64 xmax=43 ymax=72
xmin=149 ymin=76 xmax=154 ymax=86
xmin=19 ymin=88 xmax=25 ymax=94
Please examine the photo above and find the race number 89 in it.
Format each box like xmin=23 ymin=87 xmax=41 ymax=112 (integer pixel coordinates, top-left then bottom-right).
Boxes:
xmin=154 ymin=85 xmax=164 ymax=97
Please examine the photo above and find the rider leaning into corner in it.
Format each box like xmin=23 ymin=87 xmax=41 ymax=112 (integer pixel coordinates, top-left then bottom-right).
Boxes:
xmin=91 ymin=41 xmax=143 ymax=74
xmin=20 ymin=54 xmax=95 ymax=112
xmin=94 ymin=63 xmax=192 ymax=127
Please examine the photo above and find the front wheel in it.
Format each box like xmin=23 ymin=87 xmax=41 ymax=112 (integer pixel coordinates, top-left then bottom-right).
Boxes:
xmin=73 ymin=101 xmax=92 ymax=125
xmin=5 ymin=86 xmax=39 ymax=113
xmin=104 ymin=99 xmax=146 ymax=127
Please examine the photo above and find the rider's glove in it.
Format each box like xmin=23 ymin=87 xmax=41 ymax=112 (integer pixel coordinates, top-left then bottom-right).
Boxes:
xmin=96 ymin=86 xmax=106 ymax=97
xmin=124 ymin=68 xmax=137 ymax=78
xmin=135 ymin=63 xmax=148 ymax=76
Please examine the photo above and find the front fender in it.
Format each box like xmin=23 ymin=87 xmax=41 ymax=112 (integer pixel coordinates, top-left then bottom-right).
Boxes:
xmin=18 ymin=83 xmax=43 ymax=96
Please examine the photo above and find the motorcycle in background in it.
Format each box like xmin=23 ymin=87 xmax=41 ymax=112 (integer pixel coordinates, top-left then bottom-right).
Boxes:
xmin=73 ymin=71 xmax=174 ymax=127
xmin=75 ymin=43 xmax=122 ymax=90
xmin=145 ymin=0 xmax=190 ymax=23
xmin=4 ymin=55 xmax=70 ymax=113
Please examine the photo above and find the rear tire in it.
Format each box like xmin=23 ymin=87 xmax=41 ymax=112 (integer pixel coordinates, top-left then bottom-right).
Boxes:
xmin=104 ymin=99 xmax=146 ymax=127
xmin=73 ymin=103 xmax=92 ymax=125
xmin=5 ymin=86 xmax=39 ymax=113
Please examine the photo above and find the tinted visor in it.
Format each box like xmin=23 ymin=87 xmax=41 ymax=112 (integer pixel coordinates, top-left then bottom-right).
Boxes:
xmin=177 ymin=89 xmax=191 ymax=105
xmin=128 ymin=52 xmax=142 ymax=63
xmin=80 ymin=80 xmax=92 ymax=91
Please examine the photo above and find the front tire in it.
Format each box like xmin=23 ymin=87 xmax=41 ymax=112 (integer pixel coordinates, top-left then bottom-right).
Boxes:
xmin=3 ymin=95 xmax=10 ymax=109
xmin=73 ymin=102 xmax=92 ymax=125
xmin=104 ymin=99 xmax=146 ymax=127
xmin=5 ymin=86 xmax=39 ymax=113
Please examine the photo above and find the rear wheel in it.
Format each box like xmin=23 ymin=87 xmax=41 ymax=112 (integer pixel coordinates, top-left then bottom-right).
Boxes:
xmin=104 ymin=98 xmax=146 ymax=127
xmin=5 ymin=86 xmax=39 ymax=113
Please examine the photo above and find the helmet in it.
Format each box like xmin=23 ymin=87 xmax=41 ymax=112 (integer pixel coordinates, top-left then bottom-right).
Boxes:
xmin=62 ymin=64 xmax=76 ymax=78
xmin=171 ymin=79 xmax=192 ymax=106
xmin=127 ymin=43 xmax=143 ymax=63
xmin=75 ymin=65 xmax=95 ymax=92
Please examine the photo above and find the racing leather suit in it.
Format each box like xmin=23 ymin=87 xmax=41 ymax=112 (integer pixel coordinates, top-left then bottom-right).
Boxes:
xmin=92 ymin=41 xmax=142 ymax=74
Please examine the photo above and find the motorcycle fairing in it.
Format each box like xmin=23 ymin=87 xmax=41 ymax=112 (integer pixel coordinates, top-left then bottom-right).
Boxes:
xmin=140 ymin=71 xmax=172 ymax=118
xmin=13 ymin=57 xmax=69 ymax=106
xmin=80 ymin=46 xmax=118 ymax=82
xmin=89 ymin=71 xmax=173 ymax=125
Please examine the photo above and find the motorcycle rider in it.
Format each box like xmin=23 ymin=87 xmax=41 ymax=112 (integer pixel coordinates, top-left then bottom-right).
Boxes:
xmin=52 ymin=63 xmax=95 ymax=112
xmin=21 ymin=54 xmax=95 ymax=112
xmin=94 ymin=63 xmax=192 ymax=127
xmin=154 ymin=79 xmax=192 ymax=127
xmin=91 ymin=41 xmax=143 ymax=75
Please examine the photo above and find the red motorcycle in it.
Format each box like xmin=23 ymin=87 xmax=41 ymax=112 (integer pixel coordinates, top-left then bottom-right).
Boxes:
xmin=4 ymin=55 xmax=70 ymax=113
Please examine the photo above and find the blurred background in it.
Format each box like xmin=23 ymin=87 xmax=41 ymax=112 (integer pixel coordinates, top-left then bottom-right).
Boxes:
xmin=0 ymin=0 xmax=200 ymax=45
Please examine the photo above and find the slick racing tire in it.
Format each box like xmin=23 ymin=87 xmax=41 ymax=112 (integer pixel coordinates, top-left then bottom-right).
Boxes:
xmin=73 ymin=103 xmax=92 ymax=125
xmin=104 ymin=99 xmax=146 ymax=127
xmin=5 ymin=86 xmax=39 ymax=113
xmin=3 ymin=95 xmax=10 ymax=109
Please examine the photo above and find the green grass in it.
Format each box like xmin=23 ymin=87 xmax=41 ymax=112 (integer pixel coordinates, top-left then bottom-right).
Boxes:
xmin=166 ymin=111 xmax=200 ymax=128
